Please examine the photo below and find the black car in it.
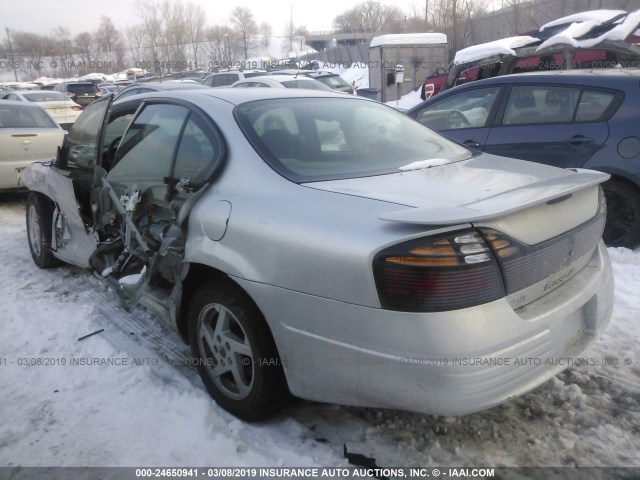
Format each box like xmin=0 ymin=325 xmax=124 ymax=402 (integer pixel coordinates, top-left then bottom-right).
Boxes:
xmin=54 ymin=82 xmax=102 ymax=108
xmin=406 ymin=69 xmax=640 ymax=248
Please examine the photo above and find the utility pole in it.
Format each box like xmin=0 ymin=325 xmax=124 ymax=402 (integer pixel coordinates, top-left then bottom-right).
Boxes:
xmin=425 ymin=0 xmax=429 ymax=28
xmin=289 ymin=3 xmax=294 ymax=54
xmin=5 ymin=27 xmax=18 ymax=81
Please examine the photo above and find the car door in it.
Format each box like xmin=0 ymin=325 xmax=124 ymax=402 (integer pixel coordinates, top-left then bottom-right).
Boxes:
xmin=484 ymin=84 xmax=616 ymax=168
xmin=92 ymin=99 xmax=225 ymax=307
xmin=410 ymin=85 xmax=504 ymax=150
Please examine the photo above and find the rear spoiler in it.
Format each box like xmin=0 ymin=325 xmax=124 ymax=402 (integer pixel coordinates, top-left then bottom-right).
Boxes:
xmin=380 ymin=169 xmax=609 ymax=225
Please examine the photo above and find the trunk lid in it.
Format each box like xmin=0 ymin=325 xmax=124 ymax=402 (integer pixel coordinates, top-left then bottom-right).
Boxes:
xmin=303 ymin=155 xmax=609 ymax=243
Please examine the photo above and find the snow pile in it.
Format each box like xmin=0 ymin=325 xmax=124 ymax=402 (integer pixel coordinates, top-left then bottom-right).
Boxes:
xmin=538 ymin=9 xmax=640 ymax=51
xmin=537 ymin=20 xmax=602 ymax=50
xmin=318 ymin=61 xmax=369 ymax=90
xmin=454 ymin=36 xmax=540 ymax=65
xmin=540 ymin=10 xmax=627 ymax=31
xmin=370 ymin=33 xmax=448 ymax=48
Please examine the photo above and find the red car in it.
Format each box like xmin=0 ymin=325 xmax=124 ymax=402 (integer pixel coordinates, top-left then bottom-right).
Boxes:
xmin=421 ymin=9 xmax=640 ymax=99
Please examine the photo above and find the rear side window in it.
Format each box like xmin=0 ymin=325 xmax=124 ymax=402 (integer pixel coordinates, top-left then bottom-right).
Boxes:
xmin=173 ymin=115 xmax=218 ymax=184
xmin=502 ymin=86 xmax=579 ymax=125
xmin=502 ymin=85 xmax=619 ymax=125
xmin=575 ymin=90 xmax=619 ymax=122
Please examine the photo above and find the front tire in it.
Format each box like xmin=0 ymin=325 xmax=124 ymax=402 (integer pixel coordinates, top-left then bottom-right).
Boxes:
xmin=602 ymin=179 xmax=640 ymax=249
xmin=26 ymin=193 xmax=62 ymax=269
xmin=188 ymin=281 xmax=288 ymax=421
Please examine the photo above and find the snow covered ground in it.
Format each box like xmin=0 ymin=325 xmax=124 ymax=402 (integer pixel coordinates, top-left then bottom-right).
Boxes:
xmin=1 ymin=192 xmax=639 ymax=469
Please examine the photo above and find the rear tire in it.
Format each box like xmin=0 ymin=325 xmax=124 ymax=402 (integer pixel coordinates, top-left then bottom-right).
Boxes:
xmin=26 ymin=192 xmax=62 ymax=269
xmin=188 ymin=281 xmax=288 ymax=421
xmin=602 ymin=180 xmax=640 ymax=249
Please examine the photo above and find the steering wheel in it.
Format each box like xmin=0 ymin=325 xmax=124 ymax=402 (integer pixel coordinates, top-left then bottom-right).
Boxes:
xmin=447 ymin=110 xmax=471 ymax=128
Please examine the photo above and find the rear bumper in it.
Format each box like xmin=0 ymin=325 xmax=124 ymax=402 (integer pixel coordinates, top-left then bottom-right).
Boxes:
xmin=0 ymin=159 xmax=38 ymax=189
xmin=238 ymin=241 xmax=613 ymax=415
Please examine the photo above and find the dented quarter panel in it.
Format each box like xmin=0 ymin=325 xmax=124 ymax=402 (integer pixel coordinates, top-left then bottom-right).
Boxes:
xmin=21 ymin=162 xmax=97 ymax=267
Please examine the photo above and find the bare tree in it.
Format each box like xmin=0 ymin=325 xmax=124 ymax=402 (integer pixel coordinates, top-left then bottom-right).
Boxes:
xmin=126 ymin=25 xmax=146 ymax=65
xmin=11 ymin=32 xmax=52 ymax=76
xmin=162 ymin=0 xmax=188 ymax=70
xmin=74 ymin=32 xmax=96 ymax=65
xmin=202 ymin=25 xmax=238 ymax=68
xmin=51 ymin=26 xmax=73 ymax=74
xmin=136 ymin=0 xmax=163 ymax=73
xmin=259 ymin=22 xmax=273 ymax=51
xmin=95 ymin=16 xmax=126 ymax=70
xmin=333 ymin=1 xmax=405 ymax=34
xmin=230 ymin=6 xmax=257 ymax=59
xmin=185 ymin=2 xmax=206 ymax=69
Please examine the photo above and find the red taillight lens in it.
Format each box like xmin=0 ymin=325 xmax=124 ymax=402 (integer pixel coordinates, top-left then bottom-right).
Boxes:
xmin=374 ymin=230 xmax=504 ymax=312
xmin=424 ymin=83 xmax=435 ymax=98
xmin=71 ymin=105 xmax=83 ymax=111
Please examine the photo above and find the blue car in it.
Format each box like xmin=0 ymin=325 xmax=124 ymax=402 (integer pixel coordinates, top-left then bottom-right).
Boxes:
xmin=407 ymin=69 xmax=640 ymax=248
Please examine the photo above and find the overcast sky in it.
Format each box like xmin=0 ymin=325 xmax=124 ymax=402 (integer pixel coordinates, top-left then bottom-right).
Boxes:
xmin=2 ymin=0 xmax=381 ymax=38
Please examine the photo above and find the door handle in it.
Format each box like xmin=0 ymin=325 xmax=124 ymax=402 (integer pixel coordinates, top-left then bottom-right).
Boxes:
xmin=463 ymin=140 xmax=481 ymax=148
xmin=568 ymin=135 xmax=594 ymax=145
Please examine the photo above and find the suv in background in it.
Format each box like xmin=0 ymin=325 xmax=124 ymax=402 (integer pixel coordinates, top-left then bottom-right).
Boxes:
xmin=408 ymin=69 xmax=640 ymax=248
xmin=202 ymin=70 xmax=267 ymax=88
xmin=54 ymin=82 xmax=102 ymax=108
xmin=421 ymin=9 xmax=640 ymax=98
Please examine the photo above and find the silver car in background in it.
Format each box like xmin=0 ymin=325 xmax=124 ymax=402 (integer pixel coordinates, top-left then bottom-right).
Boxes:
xmin=21 ymin=89 xmax=613 ymax=420
xmin=1 ymin=90 xmax=83 ymax=130
xmin=0 ymin=100 xmax=65 ymax=190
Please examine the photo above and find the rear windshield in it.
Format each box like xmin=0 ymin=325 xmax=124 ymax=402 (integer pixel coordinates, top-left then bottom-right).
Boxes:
xmin=281 ymin=79 xmax=332 ymax=91
xmin=235 ymin=98 xmax=471 ymax=183
xmin=316 ymin=75 xmax=350 ymax=88
xmin=0 ymin=105 xmax=58 ymax=128
xmin=245 ymin=72 xmax=267 ymax=78
xmin=23 ymin=92 xmax=69 ymax=102
xmin=67 ymin=84 xmax=99 ymax=94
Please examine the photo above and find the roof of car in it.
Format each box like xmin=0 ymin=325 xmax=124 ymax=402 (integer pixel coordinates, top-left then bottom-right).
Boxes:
xmin=407 ymin=68 xmax=640 ymax=113
xmin=468 ymin=68 xmax=640 ymax=84
xmin=114 ymin=85 xmax=363 ymax=107
xmin=244 ymin=75 xmax=322 ymax=82
xmin=0 ymin=99 xmax=48 ymax=107
xmin=5 ymin=89 xmax=65 ymax=95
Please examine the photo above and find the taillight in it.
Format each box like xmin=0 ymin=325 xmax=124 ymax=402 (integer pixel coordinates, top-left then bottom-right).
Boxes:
xmin=373 ymin=230 xmax=504 ymax=312
xmin=424 ymin=83 xmax=435 ymax=98
xmin=71 ymin=105 xmax=83 ymax=111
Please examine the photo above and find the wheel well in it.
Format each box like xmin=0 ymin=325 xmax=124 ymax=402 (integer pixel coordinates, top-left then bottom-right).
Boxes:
xmin=29 ymin=190 xmax=55 ymax=207
xmin=178 ymin=264 xmax=268 ymax=345
xmin=605 ymin=174 xmax=640 ymax=194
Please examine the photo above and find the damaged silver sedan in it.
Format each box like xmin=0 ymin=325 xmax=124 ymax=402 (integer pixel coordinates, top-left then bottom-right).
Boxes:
xmin=22 ymin=89 xmax=613 ymax=420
